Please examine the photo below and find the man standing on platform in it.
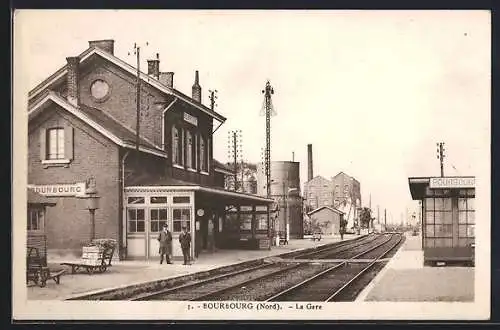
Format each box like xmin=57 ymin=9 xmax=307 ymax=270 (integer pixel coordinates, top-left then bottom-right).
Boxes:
xmin=158 ymin=224 xmax=173 ymax=264
xmin=179 ymin=226 xmax=192 ymax=265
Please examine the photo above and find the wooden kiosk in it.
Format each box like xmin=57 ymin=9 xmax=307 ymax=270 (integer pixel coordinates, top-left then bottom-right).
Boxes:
xmin=408 ymin=176 xmax=475 ymax=266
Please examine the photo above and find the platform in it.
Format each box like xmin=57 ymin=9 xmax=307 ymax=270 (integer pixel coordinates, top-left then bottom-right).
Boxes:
xmin=27 ymin=234 xmax=358 ymax=300
xmin=356 ymin=233 xmax=474 ymax=302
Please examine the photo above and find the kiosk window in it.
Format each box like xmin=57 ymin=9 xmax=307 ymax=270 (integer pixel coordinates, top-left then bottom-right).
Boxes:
xmin=458 ymin=196 xmax=475 ymax=238
xmin=256 ymin=214 xmax=268 ymax=230
xmin=240 ymin=213 xmax=252 ymax=230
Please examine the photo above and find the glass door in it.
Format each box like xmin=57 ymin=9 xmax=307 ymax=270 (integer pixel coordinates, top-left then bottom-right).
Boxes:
xmin=148 ymin=207 xmax=168 ymax=259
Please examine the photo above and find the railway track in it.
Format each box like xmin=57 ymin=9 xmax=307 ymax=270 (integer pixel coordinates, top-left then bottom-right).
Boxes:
xmin=134 ymin=233 xmax=400 ymax=301
xmin=266 ymin=233 xmax=403 ymax=302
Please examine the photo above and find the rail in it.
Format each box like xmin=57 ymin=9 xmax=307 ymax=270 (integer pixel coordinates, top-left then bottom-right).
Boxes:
xmin=265 ymin=234 xmax=400 ymax=302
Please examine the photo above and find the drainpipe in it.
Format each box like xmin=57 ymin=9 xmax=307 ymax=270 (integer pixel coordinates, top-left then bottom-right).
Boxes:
xmin=120 ymin=150 xmax=131 ymax=260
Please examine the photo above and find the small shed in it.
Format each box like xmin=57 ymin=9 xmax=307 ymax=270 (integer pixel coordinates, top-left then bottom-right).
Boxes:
xmin=307 ymin=206 xmax=345 ymax=235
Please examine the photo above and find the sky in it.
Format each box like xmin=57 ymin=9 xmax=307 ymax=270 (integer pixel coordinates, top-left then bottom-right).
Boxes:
xmin=14 ymin=10 xmax=490 ymax=223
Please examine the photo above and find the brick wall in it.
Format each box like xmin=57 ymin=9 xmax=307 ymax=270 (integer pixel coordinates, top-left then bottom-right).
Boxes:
xmin=77 ymin=57 xmax=169 ymax=148
xmin=28 ymin=105 xmax=120 ymax=257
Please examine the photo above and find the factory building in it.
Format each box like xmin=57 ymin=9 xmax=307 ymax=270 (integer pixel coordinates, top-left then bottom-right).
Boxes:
xmin=27 ymin=39 xmax=274 ymax=260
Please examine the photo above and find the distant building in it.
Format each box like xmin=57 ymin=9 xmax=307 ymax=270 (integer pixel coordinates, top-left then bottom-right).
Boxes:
xmin=303 ymin=176 xmax=333 ymax=211
xmin=306 ymin=206 xmax=344 ymax=236
xmin=331 ymin=171 xmax=361 ymax=207
xmin=304 ymin=172 xmax=361 ymax=230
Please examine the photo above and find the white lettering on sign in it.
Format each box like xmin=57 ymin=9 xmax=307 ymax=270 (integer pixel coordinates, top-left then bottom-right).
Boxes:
xmin=183 ymin=112 xmax=198 ymax=126
xmin=28 ymin=182 xmax=87 ymax=197
xmin=429 ymin=177 xmax=475 ymax=189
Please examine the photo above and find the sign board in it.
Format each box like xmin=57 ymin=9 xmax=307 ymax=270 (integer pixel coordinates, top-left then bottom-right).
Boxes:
xmin=429 ymin=177 xmax=475 ymax=189
xmin=258 ymin=238 xmax=270 ymax=249
xmin=183 ymin=112 xmax=198 ymax=127
xmin=28 ymin=182 xmax=86 ymax=197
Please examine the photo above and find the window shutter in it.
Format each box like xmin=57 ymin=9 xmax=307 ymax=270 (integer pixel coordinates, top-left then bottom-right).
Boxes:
xmin=39 ymin=128 xmax=46 ymax=160
xmin=65 ymin=126 xmax=74 ymax=160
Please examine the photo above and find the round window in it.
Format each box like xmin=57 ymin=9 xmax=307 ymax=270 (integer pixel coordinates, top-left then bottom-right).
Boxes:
xmin=90 ymin=79 xmax=110 ymax=100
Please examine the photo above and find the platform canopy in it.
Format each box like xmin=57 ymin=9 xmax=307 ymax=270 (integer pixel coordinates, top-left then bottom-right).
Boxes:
xmin=126 ymin=175 xmax=274 ymax=206
xmin=408 ymin=176 xmax=475 ymax=200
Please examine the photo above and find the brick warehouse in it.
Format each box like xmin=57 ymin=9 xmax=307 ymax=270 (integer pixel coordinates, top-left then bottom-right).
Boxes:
xmin=27 ymin=39 xmax=274 ymax=261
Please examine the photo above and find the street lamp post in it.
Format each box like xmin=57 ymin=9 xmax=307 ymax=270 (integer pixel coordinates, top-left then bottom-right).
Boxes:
xmin=81 ymin=177 xmax=100 ymax=242
xmin=286 ymin=187 xmax=299 ymax=243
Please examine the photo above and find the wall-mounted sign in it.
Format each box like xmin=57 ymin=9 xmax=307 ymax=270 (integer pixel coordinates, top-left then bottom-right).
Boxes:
xmin=197 ymin=209 xmax=205 ymax=217
xmin=183 ymin=112 xmax=198 ymax=127
xmin=429 ymin=177 xmax=475 ymax=189
xmin=28 ymin=182 xmax=87 ymax=197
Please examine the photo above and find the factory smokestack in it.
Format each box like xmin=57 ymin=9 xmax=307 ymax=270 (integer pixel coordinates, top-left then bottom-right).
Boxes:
xmin=307 ymin=144 xmax=313 ymax=182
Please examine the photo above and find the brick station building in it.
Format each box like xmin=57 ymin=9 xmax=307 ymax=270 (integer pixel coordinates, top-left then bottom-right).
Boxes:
xmin=27 ymin=39 xmax=274 ymax=260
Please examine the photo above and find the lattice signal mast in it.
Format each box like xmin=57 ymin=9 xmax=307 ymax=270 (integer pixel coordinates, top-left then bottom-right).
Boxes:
xmin=260 ymin=81 xmax=276 ymax=198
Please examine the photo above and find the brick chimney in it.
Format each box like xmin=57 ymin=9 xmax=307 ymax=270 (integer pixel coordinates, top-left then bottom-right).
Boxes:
xmin=307 ymin=144 xmax=313 ymax=182
xmin=192 ymin=70 xmax=201 ymax=103
xmin=88 ymin=39 xmax=115 ymax=55
xmin=159 ymin=72 xmax=174 ymax=88
xmin=66 ymin=57 xmax=80 ymax=107
xmin=147 ymin=53 xmax=160 ymax=80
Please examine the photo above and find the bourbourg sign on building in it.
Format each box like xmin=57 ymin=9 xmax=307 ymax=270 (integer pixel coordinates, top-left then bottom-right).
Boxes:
xmin=429 ymin=177 xmax=475 ymax=189
xmin=28 ymin=182 xmax=87 ymax=197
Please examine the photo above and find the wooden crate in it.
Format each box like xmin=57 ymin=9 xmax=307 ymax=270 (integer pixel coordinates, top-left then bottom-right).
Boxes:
xmin=81 ymin=246 xmax=104 ymax=266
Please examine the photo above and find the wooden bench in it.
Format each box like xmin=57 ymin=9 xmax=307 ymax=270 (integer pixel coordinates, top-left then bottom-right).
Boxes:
xmin=26 ymin=247 xmax=65 ymax=287
xmin=61 ymin=245 xmax=115 ymax=275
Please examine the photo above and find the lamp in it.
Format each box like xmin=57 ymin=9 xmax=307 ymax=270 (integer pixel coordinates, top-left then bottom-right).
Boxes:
xmin=80 ymin=177 xmax=100 ymax=241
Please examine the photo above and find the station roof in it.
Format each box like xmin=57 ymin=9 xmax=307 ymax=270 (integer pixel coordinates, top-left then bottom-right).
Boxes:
xmin=28 ymin=92 xmax=167 ymax=158
xmin=28 ymin=45 xmax=226 ymax=124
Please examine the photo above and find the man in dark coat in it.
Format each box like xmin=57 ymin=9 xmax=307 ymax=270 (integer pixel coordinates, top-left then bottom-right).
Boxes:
xmin=158 ymin=224 xmax=173 ymax=264
xmin=179 ymin=226 xmax=191 ymax=265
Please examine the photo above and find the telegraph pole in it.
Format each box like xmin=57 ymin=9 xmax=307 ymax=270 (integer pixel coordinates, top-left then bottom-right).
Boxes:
xmin=227 ymin=130 xmax=242 ymax=191
xmin=209 ymin=89 xmax=218 ymax=111
xmin=135 ymin=45 xmax=141 ymax=151
xmin=384 ymin=208 xmax=387 ymax=232
xmin=436 ymin=142 xmax=445 ymax=177
xmin=128 ymin=42 xmax=150 ymax=152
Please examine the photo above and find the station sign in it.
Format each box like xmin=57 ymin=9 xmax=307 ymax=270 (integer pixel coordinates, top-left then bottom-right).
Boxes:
xmin=183 ymin=112 xmax=198 ymax=127
xmin=28 ymin=182 xmax=87 ymax=197
xmin=429 ymin=177 xmax=475 ymax=189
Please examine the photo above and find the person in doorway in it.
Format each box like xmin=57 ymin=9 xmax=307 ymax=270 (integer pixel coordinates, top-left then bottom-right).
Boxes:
xmin=158 ymin=224 xmax=173 ymax=264
xmin=179 ymin=226 xmax=192 ymax=265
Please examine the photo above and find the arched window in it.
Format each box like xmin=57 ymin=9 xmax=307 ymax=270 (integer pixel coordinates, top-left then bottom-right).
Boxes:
xmin=172 ymin=125 xmax=181 ymax=164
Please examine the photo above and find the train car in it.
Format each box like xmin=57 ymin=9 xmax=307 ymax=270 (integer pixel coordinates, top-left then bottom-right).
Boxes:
xmin=408 ymin=176 xmax=475 ymax=266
